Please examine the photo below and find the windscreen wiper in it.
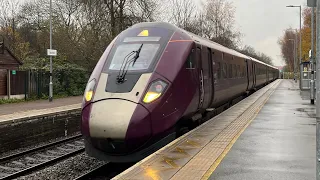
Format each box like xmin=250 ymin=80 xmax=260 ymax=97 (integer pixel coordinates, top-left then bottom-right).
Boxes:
xmin=132 ymin=44 xmax=143 ymax=67
xmin=117 ymin=44 xmax=143 ymax=84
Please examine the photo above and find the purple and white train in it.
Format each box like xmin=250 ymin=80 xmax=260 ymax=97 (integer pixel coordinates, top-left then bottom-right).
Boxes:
xmin=81 ymin=22 xmax=279 ymax=163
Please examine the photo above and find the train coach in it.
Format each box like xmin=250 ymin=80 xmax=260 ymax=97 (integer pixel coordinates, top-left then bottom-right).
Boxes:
xmin=81 ymin=22 xmax=279 ymax=163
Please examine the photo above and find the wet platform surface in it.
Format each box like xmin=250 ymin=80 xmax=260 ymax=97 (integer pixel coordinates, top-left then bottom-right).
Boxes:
xmin=113 ymin=79 xmax=315 ymax=180
xmin=209 ymin=80 xmax=315 ymax=180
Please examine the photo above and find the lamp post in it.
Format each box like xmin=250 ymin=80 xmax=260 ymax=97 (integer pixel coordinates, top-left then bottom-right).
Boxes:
xmin=311 ymin=6 xmax=315 ymax=104
xmin=289 ymin=38 xmax=297 ymax=82
xmin=49 ymin=0 xmax=53 ymax=102
xmin=286 ymin=5 xmax=302 ymax=88
xmin=316 ymin=0 xmax=320 ymax=179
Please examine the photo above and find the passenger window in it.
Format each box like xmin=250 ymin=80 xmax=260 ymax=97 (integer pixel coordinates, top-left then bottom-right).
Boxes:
xmin=233 ymin=64 xmax=237 ymax=78
xmin=237 ymin=65 xmax=240 ymax=77
xmin=217 ymin=62 xmax=221 ymax=79
xmin=223 ymin=63 xmax=227 ymax=78
xmin=228 ymin=64 xmax=232 ymax=78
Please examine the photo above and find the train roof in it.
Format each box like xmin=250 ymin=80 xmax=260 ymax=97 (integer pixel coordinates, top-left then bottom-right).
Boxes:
xmin=130 ymin=22 xmax=278 ymax=70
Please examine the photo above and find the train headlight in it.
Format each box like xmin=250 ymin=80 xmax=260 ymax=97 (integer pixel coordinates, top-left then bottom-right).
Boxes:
xmin=84 ymin=79 xmax=96 ymax=102
xmin=143 ymin=80 xmax=168 ymax=103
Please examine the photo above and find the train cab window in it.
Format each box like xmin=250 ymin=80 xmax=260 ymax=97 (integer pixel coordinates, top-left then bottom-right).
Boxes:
xmin=228 ymin=64 xmax=233 ymax=78
xmin=107 ymin=43 xmax=160 ymax=71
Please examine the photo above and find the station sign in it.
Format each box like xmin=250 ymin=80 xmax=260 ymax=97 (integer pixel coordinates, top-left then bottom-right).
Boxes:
xmin=47 ymin=49 xmax=57 ymax=56
xmin=12 ymin=70 xmax=16 ymax=75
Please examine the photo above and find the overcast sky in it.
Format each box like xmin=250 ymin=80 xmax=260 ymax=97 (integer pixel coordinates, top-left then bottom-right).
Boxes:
xmin=231 ymin=0 xmax=306 ymax=66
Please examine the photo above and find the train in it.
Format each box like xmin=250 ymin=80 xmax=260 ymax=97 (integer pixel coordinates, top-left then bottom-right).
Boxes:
xmin=81 ymin=22 xmax=279 ymax=163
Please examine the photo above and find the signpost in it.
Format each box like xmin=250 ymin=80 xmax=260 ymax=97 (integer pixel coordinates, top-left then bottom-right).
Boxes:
xmin=49 ymin=0 xmax=53 ymax=102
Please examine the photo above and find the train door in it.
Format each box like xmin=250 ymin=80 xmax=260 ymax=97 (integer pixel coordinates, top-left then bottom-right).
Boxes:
xmin=252 ymin=62 xmax=256 ymax=88
xmin=245 ymin=59 xmax=250 ymax=91
xmin=196 ymin=46 xmax=204 ymax=110
xmin=246 ymin=59 xmax=254 ymax=91
xmin=266 ymin=67 xmax=268 ymax=83
xmin=201 ymin=47 xmax=213 ymax=109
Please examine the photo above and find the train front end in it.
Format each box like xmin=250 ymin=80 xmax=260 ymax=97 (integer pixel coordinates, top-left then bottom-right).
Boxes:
xmin=81 ymin=23 xmax=194 ymax=162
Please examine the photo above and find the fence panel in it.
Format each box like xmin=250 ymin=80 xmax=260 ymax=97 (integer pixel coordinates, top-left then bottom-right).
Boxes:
xmin=0 ymin=69 xmax=7 ymax=96
xmin=10 ymin=70 xmax=26 ymax=95
xmin=1 ymin=69 xmax=90 ymax=99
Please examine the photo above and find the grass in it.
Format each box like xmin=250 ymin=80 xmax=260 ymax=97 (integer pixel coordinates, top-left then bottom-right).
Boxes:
xmin=0 ymin=98 xmax=27 ymax=105
xmin=0 ymin=94 xmax=76 ymax=105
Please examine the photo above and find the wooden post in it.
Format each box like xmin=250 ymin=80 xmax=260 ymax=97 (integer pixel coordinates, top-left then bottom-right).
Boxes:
xmin=7 ymin=69 xmax=10 ymax=99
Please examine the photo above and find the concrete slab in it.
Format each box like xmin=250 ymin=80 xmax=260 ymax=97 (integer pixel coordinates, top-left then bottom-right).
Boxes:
xmin=208 ymin=80 xmax=316 ymax=180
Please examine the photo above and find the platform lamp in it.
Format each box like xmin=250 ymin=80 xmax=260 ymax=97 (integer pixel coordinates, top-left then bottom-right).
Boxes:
xmin=286 ymin=5 xmax=302 ymax=89
xmin=49 ymin=0 xmax=53 ymax=102
xmin=288 ymin=38 xmax=297 ymax=82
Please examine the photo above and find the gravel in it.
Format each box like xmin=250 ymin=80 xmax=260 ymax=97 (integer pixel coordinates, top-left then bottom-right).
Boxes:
xmin=0 ymin=132 xmax=81 ymax=158
xmin=16 ymin=152 xmax=105 ymax=180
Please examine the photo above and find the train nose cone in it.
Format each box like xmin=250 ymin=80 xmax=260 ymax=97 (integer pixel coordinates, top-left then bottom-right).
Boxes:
xmin=89 ymin=99 xmax=139 ymax=139
xmin=125 ymin=104 xmax=152 ymax=151
xmin=88 ymin=99 xmax=152 ymax=153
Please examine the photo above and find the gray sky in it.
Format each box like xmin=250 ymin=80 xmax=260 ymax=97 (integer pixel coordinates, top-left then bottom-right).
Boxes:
xmin=232 ymin=0 xmax=306 ymax=66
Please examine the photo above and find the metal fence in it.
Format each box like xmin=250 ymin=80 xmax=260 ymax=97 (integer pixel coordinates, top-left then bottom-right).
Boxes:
xmin=1 ymin=69 xmax=90 ymax=99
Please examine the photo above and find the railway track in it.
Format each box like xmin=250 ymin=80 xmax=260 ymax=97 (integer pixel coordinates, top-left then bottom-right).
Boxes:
xmin=0 ymin=134 xmax=85 ymax=180
xmin=74 ymin=163 xmax=134 ymax=180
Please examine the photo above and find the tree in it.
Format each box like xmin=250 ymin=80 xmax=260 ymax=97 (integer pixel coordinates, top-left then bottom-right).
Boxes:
xmin=278 ymin=28 xmax=297 ymax=72
xmin=279 ymin=7 xmax=317 ymax=71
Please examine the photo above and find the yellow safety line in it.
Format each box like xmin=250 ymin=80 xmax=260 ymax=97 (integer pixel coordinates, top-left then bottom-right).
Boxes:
xmin=201 ymin=81 xmax=280 ymax=180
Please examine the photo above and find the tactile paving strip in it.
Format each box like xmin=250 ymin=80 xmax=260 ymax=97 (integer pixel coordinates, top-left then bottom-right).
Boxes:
xmin=113 ymin=80 xmax=281 ymax=180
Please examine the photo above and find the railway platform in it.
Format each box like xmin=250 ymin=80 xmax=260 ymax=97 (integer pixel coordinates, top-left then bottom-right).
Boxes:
xmin=0 ymin=96 xmax=82 ymax=124
xmin=0 ymin=96 xmax=82 ymax=153
xmin=0 ymin=96 xmax=82 ymax=116
xmin=113 ymin=79 xmax=315 ymax=180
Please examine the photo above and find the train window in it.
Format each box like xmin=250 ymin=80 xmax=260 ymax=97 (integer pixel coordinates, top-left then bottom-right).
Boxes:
xmin=108 ymin=43 xmax=160 ymax=71
xmin=223 ymin=63 xmax=227 ymax=78
xmin=228 ymin=64 xmax=232 ymax=78
xmin=185 ymin=50 xmax=195 ymax=69
xmin=233 ymin=64 xmax=237 ymax=78
xmin=237 ymin=65 xmax=240 ymax=77
xmin=217 ymin=62 xmax=221 ymax=79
